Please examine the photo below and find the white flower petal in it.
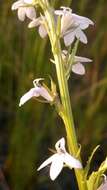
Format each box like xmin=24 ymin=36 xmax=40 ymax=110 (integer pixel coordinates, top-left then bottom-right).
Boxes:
xmin=37 ymin=154 xmax=58 ymax=171
xmin=54 ymin=10 xmax=64 ymax=16
xmin=75 ymin=28 xmax=87 ymax=44
xmin=72 ymin=63 xmax=85 ymax=75
xmin=50 ymin=154 xmax=63 ymax=180
xmin=97 ymin=181 xmax=107 ymax=190
xmin=72 ymin=13 xmax=94 ymax=29
xmin=18 ymin=7 xmax=26 ymax=21
xmin=75 ymin=56 xmax=92 ymax=63
xmin=64 ymin=153 xmax=83 ymax=169
xmin=38 ymin=86 xmax=53 ymax=101
xmin=61 ymin=13 xmax=73 ymax=34
xmin=11 ymin=0 xmax=24 ymax=10
xmin=38 ymin=25 xmax=47 ymax=38
xmin=64 ymin=31 xmax=75 ymax=46
xmin=55 ymin=137 xmax=65 ymax=152
xmin=33 ymin=78 xmax=44 ymax=86
xmin=25 ymin=7 xmax=36 ymax=20
xmin=24 ymin=0 xmax=33 ymax=3
xmin=28 ymin=17 xmax=41 ymax=28
xmin=19 ymin=87 xmax=40 ymax=106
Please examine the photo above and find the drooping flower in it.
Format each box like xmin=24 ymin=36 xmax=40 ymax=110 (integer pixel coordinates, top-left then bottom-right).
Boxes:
xmin=11 ymin=0 xmax=36 ymax=21
xmin=55 ymin=6 xmax=94 ymax=46
xmin=37 ymin=137 xmax=82 ymax=180
xmin=28 ymin=17 xmax=47 ymax=38
xmin=19 ymin=78 xmax=53 ymax=106
xmin=62 ymin=50 xmax=92 ymax=75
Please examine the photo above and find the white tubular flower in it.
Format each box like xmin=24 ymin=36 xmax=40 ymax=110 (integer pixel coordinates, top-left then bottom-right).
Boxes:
xmin=11 ymin=0 xmax=36 ymax=21
xmin=62 ymin=50 xmax=92 ymax=75
xmin=19 ymin=78 xmax=53 ymax=107
xmin=28 ymin=17 xmax=47 ymax=38
xmin=37 ymin=137 xmax=82 ymax=181
xmin=55 ymin=6 xmax=94 ymax=46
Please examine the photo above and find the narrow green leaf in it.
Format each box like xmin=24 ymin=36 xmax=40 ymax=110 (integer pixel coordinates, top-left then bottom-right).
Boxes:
xmin=50 ymin=77 xmax=57 ymax=95
xmin=84 ymin=145 xmax=100 ymax=178
xmin=66 ymin=39 xmax=79 ymax=79
xmin=87 ymin=157 xmax=107 ymax=190
xmin=76 ymin=144 xmax=82 ymax=158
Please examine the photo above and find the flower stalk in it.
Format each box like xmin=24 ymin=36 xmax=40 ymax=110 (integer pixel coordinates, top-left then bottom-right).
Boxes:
xmin=53 ymin=44 xmax=88 ymax=190
xmin=38 ymin=1 xmax=88 ymax=190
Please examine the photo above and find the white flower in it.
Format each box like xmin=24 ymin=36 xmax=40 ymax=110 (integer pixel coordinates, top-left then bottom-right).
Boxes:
xmin=11 ymin=0 xmax=36 ymax=21
xmin=37 ymin=137 xmax=82 ymax=180
xmin=28 ymin=17 xmax=47 ymax=38
xmin=62 ymin=50 xmax=92 ymax=75
xmin=55 ymin=6 xmax=94 ymax=46
xmin=19 ymin=78 xmax=53 ymax=106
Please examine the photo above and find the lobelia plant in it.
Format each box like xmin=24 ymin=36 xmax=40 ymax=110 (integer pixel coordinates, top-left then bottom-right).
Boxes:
xmin=11 ymin=0 xmax=107 ymax=190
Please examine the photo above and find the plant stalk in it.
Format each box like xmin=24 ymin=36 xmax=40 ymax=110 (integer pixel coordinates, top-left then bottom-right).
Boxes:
xmin=53 ymin=45 xmax=88 ymax=190
xmin=38 ymin=1 xmax=88 ymax=189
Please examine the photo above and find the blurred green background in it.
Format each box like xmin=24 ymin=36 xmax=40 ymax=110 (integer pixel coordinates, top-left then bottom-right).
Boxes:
xmin=0 ymin=0 xmax=107 ymax=189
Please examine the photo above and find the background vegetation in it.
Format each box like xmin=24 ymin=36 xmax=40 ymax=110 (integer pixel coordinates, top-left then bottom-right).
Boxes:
xmin=0 ymin=0 xmax=107 ymax=189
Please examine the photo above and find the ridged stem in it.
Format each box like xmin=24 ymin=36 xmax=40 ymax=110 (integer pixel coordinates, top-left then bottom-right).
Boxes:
xmin=38 ymin=1 xmax=88 ymax=189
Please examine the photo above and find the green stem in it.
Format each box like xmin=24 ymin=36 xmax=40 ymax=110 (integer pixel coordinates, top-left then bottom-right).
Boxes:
xmin=38 ymin=1 xmax=88 ymax=190
xmin=53 ymin=44 xmax=88 ymax=190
